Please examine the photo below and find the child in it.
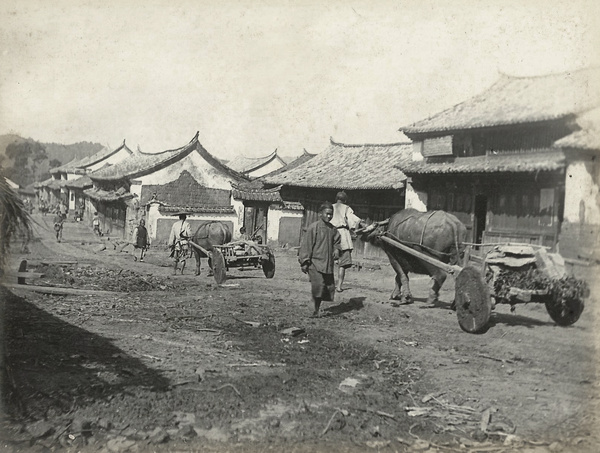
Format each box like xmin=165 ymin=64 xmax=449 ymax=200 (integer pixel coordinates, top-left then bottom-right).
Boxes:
xmin=298 ymin=201 xmax=341 ymax=317
xmin=132 ymin=219 xmax=150 ymax=262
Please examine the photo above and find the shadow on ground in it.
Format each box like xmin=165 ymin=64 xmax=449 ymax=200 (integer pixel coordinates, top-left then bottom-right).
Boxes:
xmin=0 ymin=287 xmax=170 ymax=421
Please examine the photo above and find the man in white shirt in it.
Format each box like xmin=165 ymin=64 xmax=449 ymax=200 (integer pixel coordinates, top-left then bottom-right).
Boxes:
xmin=330 ymin=191 xmax=363 ymax=292
xmin=168 ymin=212 xmax=192 ymax=257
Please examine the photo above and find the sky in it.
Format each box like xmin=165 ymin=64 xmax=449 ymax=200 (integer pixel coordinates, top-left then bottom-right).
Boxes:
xmin=1 ymin=0 xmax=599 ymax=161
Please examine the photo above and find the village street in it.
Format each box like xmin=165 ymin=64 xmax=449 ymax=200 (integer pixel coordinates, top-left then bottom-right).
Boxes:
xmin=1 ymin=214 xmax=599 ymax=453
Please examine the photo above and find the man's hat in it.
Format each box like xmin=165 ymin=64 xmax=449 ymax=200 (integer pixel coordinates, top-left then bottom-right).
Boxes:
xmin=172 ymin=210 xmax=192 ymax=217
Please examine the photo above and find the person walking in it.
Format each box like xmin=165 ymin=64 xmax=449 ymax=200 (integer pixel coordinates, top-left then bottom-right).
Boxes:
xmin=168 ymin=212 xmax=192 ymax=274
xmin=92 ymin=212 xmax=102 ymax=236
xmin=298 ymin=201 xmax=341 ymax=318
xmin=53 ymin=211 xmax=64 ymax=242
xmin=132 ymin=219 xmax=150 ymax=262
xmin=331 ymin=191 xmax=363 ymax=292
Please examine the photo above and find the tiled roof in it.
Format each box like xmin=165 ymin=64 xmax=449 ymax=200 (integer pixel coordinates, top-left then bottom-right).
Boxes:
xmin=140 ymin=170 xmax=232 ymax=207
xmin=157 ymin=204 xmax=235 ymax=215
xmin=34 ymin=177 xmax=53 ymax=189
xmin=260 ymin=149 xmax=316 ymax=178
xmin=401 ymin=149 xmax=565 ymax=175
xmin=90 ymin=132 xmax=247 ymax=182
xmin=403 ymin=67 xmax=600 ymax=135
xmin=231 ymin=184 xmax=283 ymax=202
xmin=64 ymin=175 xmax=93 ymax=189
xmin=84 ymin=187 xmax=136 ymax=202
xmin=554 ymin=108 xmax=600 ymax=150
xmin=50 ymin=141 xmax=134 ymax=174
xmin=263 ymin=138 xmax=411 ymax=189
xmin=46 ymin=179 xmax=68 ymax=190
xmin=226 ymin=149 xmax=285 ymax=173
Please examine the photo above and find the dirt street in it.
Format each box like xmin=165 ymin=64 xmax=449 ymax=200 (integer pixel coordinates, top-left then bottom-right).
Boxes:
xmin=1 ymin=214 xmax=599 ymax=453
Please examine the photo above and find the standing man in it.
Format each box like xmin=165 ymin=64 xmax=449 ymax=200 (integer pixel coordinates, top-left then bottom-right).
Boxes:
xmin=168 ymin=212 xmax=192 ymax=258
xmin=298 ymin=202 xmax=341 ymax=318
xmin=53 ymin=211 xmax=64 ymax=242
xmin=331 ymin=191 xmax=363 ymax=292
xmin=132 ymin=219 xmax=150 ymax=262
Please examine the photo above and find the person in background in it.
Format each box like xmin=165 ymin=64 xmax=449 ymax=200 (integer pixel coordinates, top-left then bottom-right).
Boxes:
xmin=59 ymin=201 xmax=68 ymax=219
xmin=92 ymin=212 xmax=101 ymax=236
xmin=298 ymin=201 xmax=341 ymax=318
xmin=331 ymin=191 xmax=363 ymax=292
xmin=132 ymin=219 xmax=150 ymax=262
xmin=53 ymin=211 xmax=64 ymax=242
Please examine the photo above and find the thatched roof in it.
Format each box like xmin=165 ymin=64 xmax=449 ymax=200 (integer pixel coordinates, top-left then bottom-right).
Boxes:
xmin=90 ymin=132 xmax=247 ymax=182
xmin=263 ymin=138 xmax=411 ymax=190
xmin=400 ymin=149 xmax=565 ymax=175
xmin=403 ymin=67 xmax=600 ymax=136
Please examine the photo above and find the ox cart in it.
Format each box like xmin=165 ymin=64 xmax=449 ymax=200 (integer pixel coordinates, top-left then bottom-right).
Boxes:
xmin=375 ymin=233 xmax=588 ymax=334
xmin=189 ymin=239 xmax=275 ymax=285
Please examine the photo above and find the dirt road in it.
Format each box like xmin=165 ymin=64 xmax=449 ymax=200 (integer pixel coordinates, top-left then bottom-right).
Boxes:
xmin=1 ymin=214 xmax=599 ymax=452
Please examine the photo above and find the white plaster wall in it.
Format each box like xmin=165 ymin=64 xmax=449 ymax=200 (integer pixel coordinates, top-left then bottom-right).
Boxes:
xmin=564 ymin=160 xmax=600 ymax=224
xmin=146 ymin=202 xmax=242 ymax=242
xmin=247 ymin=159 xmax=286 ymax=178
xmin=130 ymin=181 xmax=143 ymax=198
xmin=266 ymin=208 xmax=303 ymax=243
xmin=66 ymin=172 xmax=82 ymax=181
xmin=405 ymin=183 xmax=427 ymax=212
xmin=412 ymin=141 xmax=424 ymax=161
xmin=137 ymin=151 xmax=235 ymax=189
xmin=87 ymin=148 xmax=132 ymax=172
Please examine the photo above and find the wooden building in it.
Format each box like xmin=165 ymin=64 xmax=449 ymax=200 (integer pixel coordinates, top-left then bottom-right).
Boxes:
xmin=400 ymin=67 xmax=600 ymax=256
xmin=88 ymin=132 xmax=248 ymax=243
xmin=262 ymin=139 xmax=411 ymax=256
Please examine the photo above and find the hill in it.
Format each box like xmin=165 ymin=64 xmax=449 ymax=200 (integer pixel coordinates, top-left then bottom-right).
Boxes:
xmin=0 ymin=134 xmax=104 ymax=186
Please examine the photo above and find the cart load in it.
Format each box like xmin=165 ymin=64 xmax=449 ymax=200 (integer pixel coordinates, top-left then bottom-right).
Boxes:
xmin=485 ymin=245 xmax=589 ymax=327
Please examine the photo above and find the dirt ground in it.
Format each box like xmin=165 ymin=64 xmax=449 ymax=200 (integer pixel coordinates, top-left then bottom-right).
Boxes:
xmin=0 ymin=213 xmax=599 ymax=453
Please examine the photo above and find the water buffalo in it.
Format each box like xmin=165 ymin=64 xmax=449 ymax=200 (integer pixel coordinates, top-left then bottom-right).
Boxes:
xmin=363 ymin=209 xmax=467 ymax=305
xmin=190 ymin=221 xmax=232 ymax=276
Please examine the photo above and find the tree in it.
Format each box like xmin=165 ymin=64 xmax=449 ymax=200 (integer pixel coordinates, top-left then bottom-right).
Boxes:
xmin=5 ymin=141 xmax=48 ymax=186
xmin=0 ymin=175 xmax=32 ymax=272
xmin=48 ymin=158 xmax=62 ymax=169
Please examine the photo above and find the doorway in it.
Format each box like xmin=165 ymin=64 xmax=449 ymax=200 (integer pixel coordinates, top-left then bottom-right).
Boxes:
xmin=474 ymin=194 xmax=488 ymax=246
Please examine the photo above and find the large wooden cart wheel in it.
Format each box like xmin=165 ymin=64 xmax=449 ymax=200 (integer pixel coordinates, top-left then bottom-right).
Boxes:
xmin=455 ymin=266 xmax=491 ymax=333
xmin=545 ymin=297 xmax=584 ymax=326
xmin=211 ymin=248 xmax=227 ymax=284
xmin=262 ymin=251 xmax=276 ymax=279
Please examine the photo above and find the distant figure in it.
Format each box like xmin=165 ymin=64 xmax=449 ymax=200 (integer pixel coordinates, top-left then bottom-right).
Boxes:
xmin=78 ymin=201 xmax=85 ymax=221
xmin=92 ymin=212 xmax=102 ymax=236
xmin=53 ymin=212 xmax=64 ymax=242
xmin=132 ymin=219 xmax=150 ymax=262
xmin=331 ymin=191 xmax=363 ymax=292
xmin=59 ymin=201 xmax=68 ymax=219
xmin=298 ymin=201 xmax=341 ymax=318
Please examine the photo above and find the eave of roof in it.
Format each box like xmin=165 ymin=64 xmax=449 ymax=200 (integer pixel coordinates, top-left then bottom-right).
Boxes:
xmin=64 ymin=175 xmax=93 ymax=189
xmin=402 ymin=67 xmax=600 ymax=136
xmin=401 ymin=149 xmax=565 ymax=175
xmin=83 ymin=187 xmax=135 ymax=202
xmin=89 ymin=132 xmax=248 ymax=183
xmin=263 ymin=138 xmax=410 ymax=190
xmin=231 ymin=184 xmax=284 ymax=202
xmin=226 ymin=149 xmax=284 ymax=173
xmin=157 ymin=204 xmax=235 ymax=215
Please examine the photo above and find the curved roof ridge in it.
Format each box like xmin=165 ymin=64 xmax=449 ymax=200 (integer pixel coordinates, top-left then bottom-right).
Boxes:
xmin=329 ymin=136 xmax=411 ymax=147
xmin=137 ymin=131 xmax=200 ymax=156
